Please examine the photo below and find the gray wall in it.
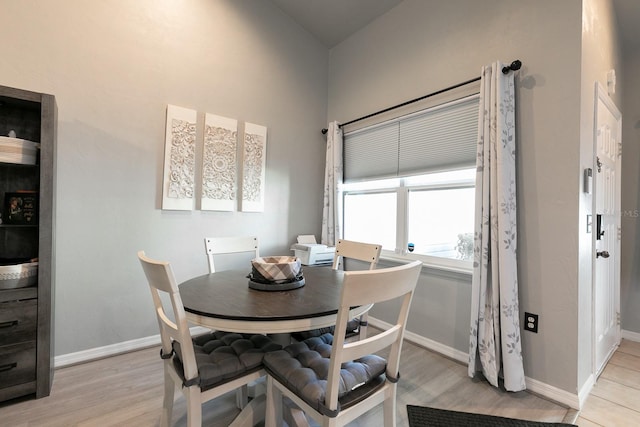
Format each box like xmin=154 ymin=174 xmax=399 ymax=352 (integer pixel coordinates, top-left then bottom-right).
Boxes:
xmin=0 ymin=0 xmax=329 ymax=355
xmin=327 ymin=0 xmax=600 ymax=396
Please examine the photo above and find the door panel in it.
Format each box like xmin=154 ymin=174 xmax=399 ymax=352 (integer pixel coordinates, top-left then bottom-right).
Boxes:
xmin=594 ymin=83 xmax=621 ymax=377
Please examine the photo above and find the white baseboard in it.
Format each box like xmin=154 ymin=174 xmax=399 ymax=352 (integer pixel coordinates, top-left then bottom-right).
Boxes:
xmin=54 ymin=326 xmax=209 ymax=368
xmin=56 ymin=319 xmax=585 ymax=410
xmin=525 ymin=375 xmax=587 ymax=410
xmin=578 ymin=374 xmax=595 ymax=409
xmin=622 ymin=329 xmax=640 ymax=342
xmin=368 ymin=317 xmax=582 ymax=409
xmin=369 ymin=317 xmax=469 ymax=364
xmin=525 ymin=330 xmax=640 ymax=409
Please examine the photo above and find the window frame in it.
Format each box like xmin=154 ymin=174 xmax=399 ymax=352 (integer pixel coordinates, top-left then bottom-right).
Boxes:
xmin=341 ymin=168 xmax=475 ymax=274
xmin=340 ymin=89 xmax=480 ymax=275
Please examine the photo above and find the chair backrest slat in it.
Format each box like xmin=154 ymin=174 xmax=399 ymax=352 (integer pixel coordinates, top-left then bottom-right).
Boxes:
xmin=205 ymin=236 xmax=259 ymax=273
xmin=332 ymin=239 xmax=381 ymax=271
xmin=339 ymin=325 xmax=401 ymax=362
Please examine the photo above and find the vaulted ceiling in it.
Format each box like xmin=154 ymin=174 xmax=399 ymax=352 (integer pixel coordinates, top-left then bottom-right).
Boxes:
xmin=270 ymin=0 xmax=640 ymax=51
xmin=268 ymin=0 xmax=402 ymax=48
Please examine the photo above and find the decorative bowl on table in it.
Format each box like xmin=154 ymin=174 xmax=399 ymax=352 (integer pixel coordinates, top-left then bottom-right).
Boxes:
xmin=248 ymin=256 xmax=305 ymax=291
xmin=0 ymin=259 xmax=39 ymax=290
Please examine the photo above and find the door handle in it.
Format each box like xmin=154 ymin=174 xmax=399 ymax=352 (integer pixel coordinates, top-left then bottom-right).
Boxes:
xmin=596 ymin=214 xmax=605 ymax=240
xmin=596 ymin=250 xmax=610 ymax=258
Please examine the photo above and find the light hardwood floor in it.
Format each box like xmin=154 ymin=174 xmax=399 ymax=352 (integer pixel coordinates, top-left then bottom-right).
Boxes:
xmin=576 ymin=339 xmax=640 ymax=426
xmin=1 ymin=337 xmax=638 ymax=426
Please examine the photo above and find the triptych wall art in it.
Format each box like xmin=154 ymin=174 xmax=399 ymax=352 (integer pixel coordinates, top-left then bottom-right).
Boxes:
xmin=202 ymin=113 xmax=238 ymax=212
xmin=161 ymin=104 xmax=267 ymax=212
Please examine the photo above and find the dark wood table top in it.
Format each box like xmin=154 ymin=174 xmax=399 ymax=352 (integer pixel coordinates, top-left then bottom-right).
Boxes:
xmin=179 ymin=266 xmax=370 ymax=334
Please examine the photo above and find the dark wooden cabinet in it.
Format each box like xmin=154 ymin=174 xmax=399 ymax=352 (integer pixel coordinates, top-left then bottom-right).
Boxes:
xmin=0 ymin=85 xmax=56 ymax=402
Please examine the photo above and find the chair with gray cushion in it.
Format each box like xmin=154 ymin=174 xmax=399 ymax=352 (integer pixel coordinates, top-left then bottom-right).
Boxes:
xmin=138 ymin=251 xmax=281 ymax=427
xmin=293 ymin=239 xmax=382 ymax=342
xmin=264 ymin=260 xmax=422 ymax=427
xmin=203 ymin=236 xmax=261 ymax=406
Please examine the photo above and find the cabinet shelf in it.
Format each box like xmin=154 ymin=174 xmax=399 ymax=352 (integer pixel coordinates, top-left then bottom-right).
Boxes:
xmin=0 ymin=162 xmax=38 ymax=167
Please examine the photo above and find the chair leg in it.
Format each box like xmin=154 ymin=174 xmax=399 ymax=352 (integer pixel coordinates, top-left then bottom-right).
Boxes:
xmin=236 ymin=385 xmax=249 ymax=409
xmin=322 ymin=415 xmax=338 ymax=427
xmin=359 ymin=314 xmax=368 ymax=340
xmin=229 ymin=394 xmax=266 ymax=427
xmin=383 ymin=386 xmax=397 ymax=427
xmin=185 ymin=385 xmax=202 ymax=427
xmin=265 ymin=376 xmax=283 ymax=427
xmin=284 ymin=398 xmax=310 ymax=427
xmin=161 ymin=365 xmax=175 ymax=427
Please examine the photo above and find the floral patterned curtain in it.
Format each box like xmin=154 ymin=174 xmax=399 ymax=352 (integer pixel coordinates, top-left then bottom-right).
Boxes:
xmin=321 ymin=121 xmax=343 ymax=246
xmin=468 ymin=62 xmax=525 ymax=391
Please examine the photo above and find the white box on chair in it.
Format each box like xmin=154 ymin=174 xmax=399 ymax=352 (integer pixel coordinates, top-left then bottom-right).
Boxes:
xmin=290 ymin=235 xmax=335 ymax=266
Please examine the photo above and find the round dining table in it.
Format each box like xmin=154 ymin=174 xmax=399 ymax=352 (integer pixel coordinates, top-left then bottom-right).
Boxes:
xmin=179 ymin=266 xmax=372 ymax=337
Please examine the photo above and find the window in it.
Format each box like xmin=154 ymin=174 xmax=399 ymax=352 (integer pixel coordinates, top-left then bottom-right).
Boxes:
xmin=341 ymin=94 xmax=478 ymax=272
xmin=344 ymin=187 xmax=397 ymax=250
xmin=342 ymin=168 xmax=475 ymax=270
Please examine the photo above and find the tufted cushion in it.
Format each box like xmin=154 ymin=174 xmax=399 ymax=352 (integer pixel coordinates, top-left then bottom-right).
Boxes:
xmin=291 ymin=319 xmax=361 ymax=341
xmin=172 ymin=331 xmax=282 ymax=391
xmin=263 ymin=333 xmax=387 ymax=417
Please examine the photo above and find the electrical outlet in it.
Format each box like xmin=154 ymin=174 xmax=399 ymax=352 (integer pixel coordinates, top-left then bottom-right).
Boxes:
xmin=524 ymin=312 xmax=538 ymax=333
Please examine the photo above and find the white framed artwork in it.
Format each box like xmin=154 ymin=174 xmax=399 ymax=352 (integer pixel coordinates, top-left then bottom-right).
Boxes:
xmin=162 ymin=104 xmax=197 ymax=210
xmin=240 ymin=122 xmax=267 ymax=212
xmin=201 ymin=113 xmax=238 ymax=211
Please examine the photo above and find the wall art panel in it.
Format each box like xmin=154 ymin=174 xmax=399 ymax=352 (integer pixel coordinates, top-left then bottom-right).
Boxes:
xmin=240 ymin=122 xmax=267 ymax=212
xmin=201 ymin=113 xmax=238 ymax=211
xmin=162 ymin=105 xmax=197 ymax=210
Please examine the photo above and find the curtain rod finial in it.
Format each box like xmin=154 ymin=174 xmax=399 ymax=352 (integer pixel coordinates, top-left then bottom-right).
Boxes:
xmin=502 ymin=59 xmax=522 ymax=74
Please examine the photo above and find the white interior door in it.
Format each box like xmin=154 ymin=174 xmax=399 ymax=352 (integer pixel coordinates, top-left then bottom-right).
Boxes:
xmin=593 ymin=83 xmax=621 ymax=377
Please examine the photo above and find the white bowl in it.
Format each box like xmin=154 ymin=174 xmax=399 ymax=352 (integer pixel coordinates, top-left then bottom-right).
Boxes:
xmin=0 ymin=136 xmax=40 ymax=165
xmin=0 ymin=261 xmax=38 ymax=289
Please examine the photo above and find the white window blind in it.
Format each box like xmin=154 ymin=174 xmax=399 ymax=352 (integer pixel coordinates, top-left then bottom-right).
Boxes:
xmin=344 ymin=94 xmax=479 ymax=182
xmin=344 ymin=121 xmax=398 ymax=181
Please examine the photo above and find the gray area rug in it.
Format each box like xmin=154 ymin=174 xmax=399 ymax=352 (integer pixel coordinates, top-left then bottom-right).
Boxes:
xmin=407 ymin=405 xmax=578 ymax=427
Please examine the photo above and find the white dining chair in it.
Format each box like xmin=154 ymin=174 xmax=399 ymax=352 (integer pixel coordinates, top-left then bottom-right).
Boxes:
xmin=204 ymin=235 xmax=261 ymax=406
xmin=293 ymin=239 xmax=382 ymax=342
xmin=332 ymin=238 xmax=382 ymax=271
xmin=137 ymin=251 xmax=281 ymax=427
xmin=263 ymin=260 xmax=423 ymax=427
xmin=204 ymin=236 xmax=259 ymax=273
xmin=332 ymin=239 xmax=382 ymax=340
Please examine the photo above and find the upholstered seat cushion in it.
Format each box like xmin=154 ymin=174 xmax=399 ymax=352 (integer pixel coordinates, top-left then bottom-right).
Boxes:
xmin=291 ymin=318 xmax=361 ymax=341
xmin=172 ymin=331 xmax=281 ymax=391
xmin=263 ymin=333 xmax=387 ymax=417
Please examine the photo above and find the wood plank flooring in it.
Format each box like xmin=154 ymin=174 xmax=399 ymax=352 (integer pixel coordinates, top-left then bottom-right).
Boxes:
xmin=577 ymin=339 xmax=640 ymax=426
xmin=1 ymin=337 xmax=637 ymax=426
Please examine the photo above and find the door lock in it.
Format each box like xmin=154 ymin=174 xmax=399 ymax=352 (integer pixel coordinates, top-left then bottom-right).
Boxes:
xmin=596 ymin=250 xmax=610 ymax=258
xmin=596 ymin=214 xmax=605 ymax=240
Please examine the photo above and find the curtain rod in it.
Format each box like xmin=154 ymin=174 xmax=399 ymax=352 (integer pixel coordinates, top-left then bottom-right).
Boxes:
xmin=322 ymin=59 xmax=522 ymax=134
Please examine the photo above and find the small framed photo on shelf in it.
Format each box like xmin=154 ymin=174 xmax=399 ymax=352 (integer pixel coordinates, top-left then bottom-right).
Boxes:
xmin=3 ymin=192 xmax=38 ymax=225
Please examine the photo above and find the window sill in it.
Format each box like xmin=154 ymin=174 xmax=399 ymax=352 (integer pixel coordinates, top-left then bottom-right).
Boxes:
xmin=379 ymin=253 xmax=473 ymax=278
